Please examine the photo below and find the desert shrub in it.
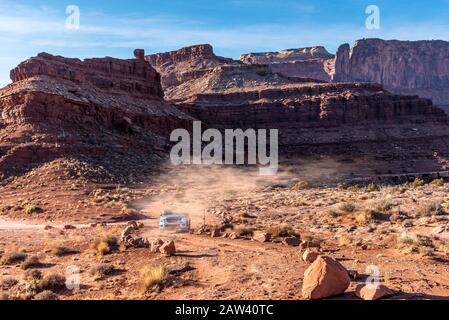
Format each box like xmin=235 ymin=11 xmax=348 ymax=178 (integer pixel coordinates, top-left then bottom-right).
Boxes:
xmin=325 ymin=209 xmax=341 ymax=218
xmin=91 ymin=235 xmax=119 ymax=256
xmin=337 ymin=182 xmax=349 ymax=190
xmin=33 ymin=290 xmax=58 ymax=300
xmin=234 ymin=225 xmax=255 ymax=238
xmin=265 ymin=223 xmax=297 ymax=238
xmin=412 ymin=178 xmax=426 ymax=188
xmin=431 ymin=178 xmax=445 ymax=187
xmin=368 ymin=196 xmax=395 ymax=213
xmin=23 ymin=205 xmax=44 ymax=215
xmin=338 ymin=235 xmax=352 ymax=247
xmin=0 ymin=252 xmax=27 ymax=265
xmin=39 ymin=273 xmax=66 ymax=291
xmin=338 ymin=202 xmax=357 ymax=213
xmin=52 ymin=246 xmax=75 ymax=257
xmin=90 ymin=263 xmax=116 ymax=279
xmin=0 ymin=278 xmax=18 ymax=290
xmin=355 ymin=209 xmax=377 ymax=225
xmin=24 ymin=269 xmax=43 ymax=281
xmin=21 ymin=256 xmax=41 ymax=270
xmin=366 ymin=183 xmax=380 ymax=192
xmin=416 ymin=200 xmax=445 ymax=217
xmin=140 ymin=265 xmax=168 ymax=292
xmin=396 ymin=232 xmax=434 ymax=254
xmin=292 ymin=181 xmax=310 ymax=191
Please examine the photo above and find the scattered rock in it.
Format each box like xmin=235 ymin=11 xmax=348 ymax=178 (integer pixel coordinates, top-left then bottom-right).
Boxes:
xmin=302 ymin=256 xmax=351 ymax=300
xmin=355 ymin=284 xmax=394 ymax=300
xmin=150 ymin=239 xmax=164 ymax=253
xmin=63 ymin=225 xmax=76 ymax=230
xmin=159 ymin=240 xmax=176 ymax=256
xmin=120 ymin=226 xmax=135 ymax=241
xmin=282 ymin=236 xmax=301 ymax=247
xmin=229 ymin=232 xmax=239 ymax=240
xmin=253 ymin=232 xmax=271 ymax=243
xmin=302 ymin=248 xmax=320 ymax=263
xmin=44 ymin=225 xmax=53 ymax=230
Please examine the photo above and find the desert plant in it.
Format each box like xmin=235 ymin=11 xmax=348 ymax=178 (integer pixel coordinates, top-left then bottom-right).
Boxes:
xmin=338 ymin=202 xmax=357 ymax=213
xmin=412 ymin=178 xmax=426 ymax=188
xmin=0 ymin=252 xmax=27 ymax=265
xmin=431 ymin=178 xmax=445 ymax=187
xmin=90 ymin=263 xmax=116 ymax=279
xmin=366 ymin=183 xmax=380 ymax=192
xmin=52 ymin=246 xmax=75 ymax=257
xmin=355 ymin=209 xmax=376 ymax=225
xmin=140 ymin=265 xmax=168 ymax=292
xmin=39 ymin=273 xmax=66 ymax=291
xmin=23 ymin=205 xmax=44 ymax=215
xmin=234 ymin=225 xmax=255 ymax=238
xmin=24 ymin=269 xmax=43 ymax=281
xmin=265 ymin=223 xmax=297 ymax=238
xmin=292 ymin=181 xmax=310 ymax=191
xmin=33 ymin=290 xmax=59 ymax=300
xmin=416 ymin=200 xmax=445 ymax=217
xmin=396 ymin=232 xmax=434 ymax=254
xmin=21 ymin=256 xmax=41 ymax=270
xmin=337 ymin=182 xmax=349 ymax=190
xmin=91 ymin=235 xmax=119 ymax=256
xmin=338 ymin=235 xmax=352 ymax=247
xmin=0 ymin=278 xmax=18 ymax=290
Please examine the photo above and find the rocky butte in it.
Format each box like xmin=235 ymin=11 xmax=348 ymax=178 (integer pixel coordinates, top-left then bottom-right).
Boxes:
xmin=0 ymin=50 xmax=192 ymax=182
xmin=333 ymin=39 xmax=449 ymax=110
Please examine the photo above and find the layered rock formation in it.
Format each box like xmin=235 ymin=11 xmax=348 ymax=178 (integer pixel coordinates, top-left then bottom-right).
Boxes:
xmin=333 ymin=39 xmax=449 ymax=107
xmin=0 ymin=52 xmax=192 ymax=182
xmin=146 ymin=44 xmax=449 ymax=177
xmin=146 ymin=44 xmax=238 ymax=98
xmin=241 ymin=47 xmax=335 ymax=82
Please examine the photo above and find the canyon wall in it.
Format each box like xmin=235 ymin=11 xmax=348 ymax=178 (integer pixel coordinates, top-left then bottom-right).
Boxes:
xmin=333 ymin=39 xmax=449 ymax=107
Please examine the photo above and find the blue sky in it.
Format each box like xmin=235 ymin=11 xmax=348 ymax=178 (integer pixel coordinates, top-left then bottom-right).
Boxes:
xmin=1 ymin=0 xmax=449 ymax=87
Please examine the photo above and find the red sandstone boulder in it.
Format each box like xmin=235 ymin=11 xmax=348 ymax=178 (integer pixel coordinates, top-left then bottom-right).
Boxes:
xmin=302 ymin=256 xmax=351 ymax=300
xmin=159 ymin=240 xmax=176 ymax=256
xmin=355 ymin=284 xmax=394 ymax=300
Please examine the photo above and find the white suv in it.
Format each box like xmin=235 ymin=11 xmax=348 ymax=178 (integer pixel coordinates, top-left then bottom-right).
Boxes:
xmin=159 ymin=210 xmax=191 ymax=231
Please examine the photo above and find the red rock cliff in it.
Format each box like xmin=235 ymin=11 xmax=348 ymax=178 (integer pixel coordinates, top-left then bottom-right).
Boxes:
xmin=333 ymin=39 xmax=449 ymax=106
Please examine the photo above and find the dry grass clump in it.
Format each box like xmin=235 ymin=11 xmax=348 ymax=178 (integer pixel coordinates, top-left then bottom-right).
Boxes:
xmin=0 ymin=278 xmax=18 ymax=290
xmin=21 ymin=256 xmax=41 ymax=270
xmin=355 ymin=209 xmax=377 ymax=225
xmin=396 ymin=232 xmax=434 ymax=255
xmin=338 ymin=202 xmax=357 ymax=214
xmin=233 ymin=225 xmax=255 ymax=238
xmin=366 ymin=195 xmax=395 ymax=213
xmin=140 ymin=265 xmax=168 ymax=293
xmin=338 ymin=235 xmax=352 ymax=247
xmin=39 ymin=273 xmax=66 ymax=291
xmin=412 ymin=178 xmax=426 ymax=188
xmin=336 ymin=182 xmax=349 ymax=190
xmin=415 ymin=200 xmax=445 ymax=217
xmin=23 ymin=204 xmax=44 ymax=215
xmin=292 ymin=181 xmax=311 ymax=191
xmin=91 ymin=235 xmax=119 ymax=256
xmin=0 ymin=252 xmax=27 ymax=265
xmin=33 ymin=290 xmax=58 ymax=300
xmin=265 ymin=223 xmax=298 ymax=239
xmin=24 ymin=269 xmax=43 ymax=281
xmin=366 ymin=183 xmax=380 ymax=192
xmin=52 ymin=246 xmax=76 ymax=257
xmin=90 ymin=263 xmax=116 ymax=279
xmin=431 ymin=178 xmax=445 ymax=187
